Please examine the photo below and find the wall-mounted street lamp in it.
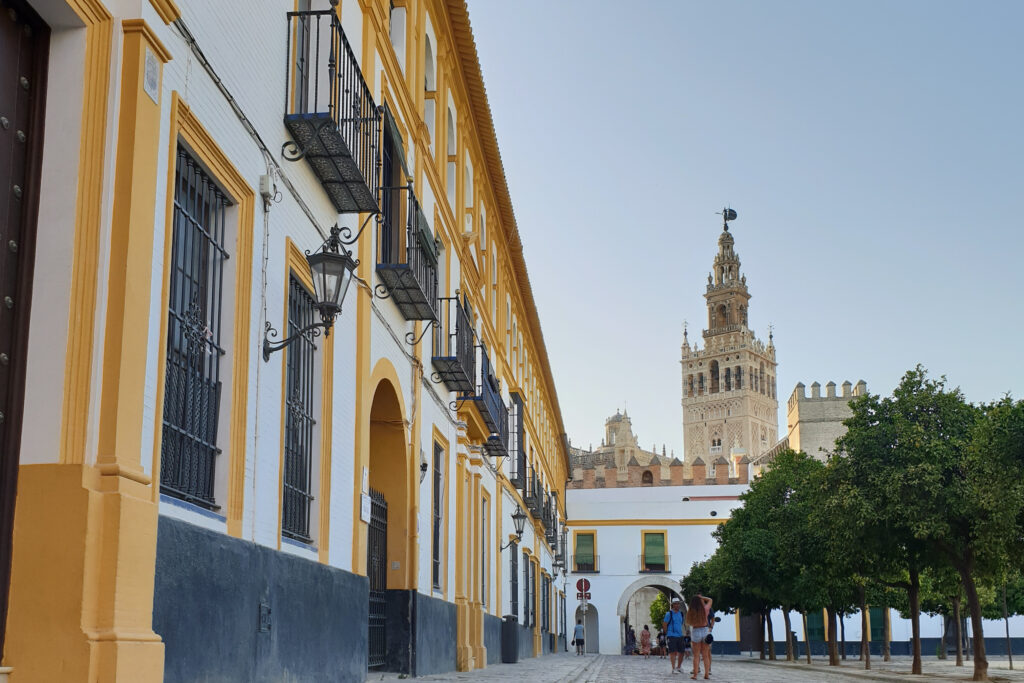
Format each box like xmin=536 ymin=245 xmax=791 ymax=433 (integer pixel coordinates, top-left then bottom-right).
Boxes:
xmin=263 ymin=226 xmax=357 ymax=361
xmin=500 ymin=504 xmax=528 ymax=552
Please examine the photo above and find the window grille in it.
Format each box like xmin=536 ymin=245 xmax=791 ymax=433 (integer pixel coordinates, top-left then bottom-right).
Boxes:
xmin=509 ymin=541 xmax=519 ymax=620
xmin=160 ymin=146 xmax=230 ymax=508
xmin=432 ymin=441 xmax=444 ymax=589
xmin=282 ymin=276 xmax=317 ymax=541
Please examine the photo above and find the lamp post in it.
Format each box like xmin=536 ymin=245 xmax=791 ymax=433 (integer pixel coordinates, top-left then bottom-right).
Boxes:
xmin=263 ymin=225 xmax=357 ymax=361
xmin=500 ymin=504 xmax=527 ymax=551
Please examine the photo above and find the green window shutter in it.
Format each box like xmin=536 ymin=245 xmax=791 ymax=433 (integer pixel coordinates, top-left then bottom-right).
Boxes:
xmin=806 ymin=611 xmax=825 ymax=641
xmin=869 ymin=607 xmax=886 ymax=642
xmin=575 ymin=534 xmax=594 ymax=565
xmin=644 ymin=533 xmax=665 ymax=565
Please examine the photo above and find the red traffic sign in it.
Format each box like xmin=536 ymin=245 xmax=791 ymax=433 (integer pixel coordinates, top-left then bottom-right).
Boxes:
xmin=576 ymin=592 xmax=591 ymax=600
xmin=576 ymin=578 xmax=591 ymax=592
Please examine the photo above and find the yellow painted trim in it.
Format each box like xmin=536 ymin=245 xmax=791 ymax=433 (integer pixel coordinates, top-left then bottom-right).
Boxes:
xmin=494 ymin=481 xmax=501 ymax=617
xmin=96 ymin=17 xmax=170 ymax=483
xmin=148 ymin=0 xmax=181 ymax=24
xmin=481 ymin=487 xmax=491 ymax=613
xmin=150 ymin=93 xmax=254 ymax=536
xmin=121 ymin=18 xmax=172 ymax=62
xmin=641 ymin=529 xmax=668 ymax=570
xmin=568 ymin=519 xmax=725 ymax=527
xmin=351 ymin=11 xmax=378 ymax=577
xmin=60 ymin=0 xmax=114 ymax=466
xmin=318 ymin=321 xmax=334 ymax=563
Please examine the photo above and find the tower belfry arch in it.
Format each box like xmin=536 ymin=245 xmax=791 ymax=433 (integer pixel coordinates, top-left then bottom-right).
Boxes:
xmin=680 ymin=210 xmax=779 ymax=472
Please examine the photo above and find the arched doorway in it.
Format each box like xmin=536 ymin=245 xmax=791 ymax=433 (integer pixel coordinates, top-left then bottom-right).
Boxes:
xmin=368 ymin=378 xmax=411 ymax=672
xmin=616 ymin=576 xmax=683 ymax=655
xmin=575 ymin=603 xmax=599 ymax=654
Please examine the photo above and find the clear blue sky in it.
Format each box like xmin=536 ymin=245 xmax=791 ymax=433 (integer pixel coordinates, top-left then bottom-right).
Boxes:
xmin=466 ymin=0 xmax=1024 ymax=456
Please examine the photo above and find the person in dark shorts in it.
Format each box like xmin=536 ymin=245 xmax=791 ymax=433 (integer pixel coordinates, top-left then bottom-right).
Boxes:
xmin=662 ymin=597 xmax=686 ymax=674
xmin=573 ymin=619 xmax=586 ymax=655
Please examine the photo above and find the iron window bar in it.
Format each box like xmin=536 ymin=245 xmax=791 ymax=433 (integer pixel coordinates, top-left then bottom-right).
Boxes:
xmin=160 ymin=147 xmax=230 ymax=509
xmin=282 ymin=277 xmax=317 ymax=542
xmin=508 ymin=392 xmax=526 ymax=488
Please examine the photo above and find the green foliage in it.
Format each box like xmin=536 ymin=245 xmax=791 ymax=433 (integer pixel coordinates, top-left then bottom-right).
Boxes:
xmin=690 ymin=365 xmax=1024 ymax=680
xmin=650 ymin=592 xmax=670 ymax=630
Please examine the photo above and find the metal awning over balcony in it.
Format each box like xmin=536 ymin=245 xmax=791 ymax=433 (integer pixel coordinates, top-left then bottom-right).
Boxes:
xmin=284 ymin=10 xmax=380 ymax=214
xmin=376 ymin=188 xmax=439 ymax=321
xmin=431 ymin=297 xmax=474 ymax=393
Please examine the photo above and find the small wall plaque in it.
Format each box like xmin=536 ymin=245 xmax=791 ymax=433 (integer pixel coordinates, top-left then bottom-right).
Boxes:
xmin=143 ymin=47 xmax=160 ymax=104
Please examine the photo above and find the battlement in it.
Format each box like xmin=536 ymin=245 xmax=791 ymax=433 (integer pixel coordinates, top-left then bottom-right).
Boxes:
xmin=788 ymin=379 xmax=867 ymax=411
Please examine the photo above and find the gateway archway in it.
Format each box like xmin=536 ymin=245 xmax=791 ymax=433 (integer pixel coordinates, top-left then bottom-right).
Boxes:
xmin=617 ymin=576 xmax=683 ymax=654
xmin=575 ymin=603 xmax=599 ymax=654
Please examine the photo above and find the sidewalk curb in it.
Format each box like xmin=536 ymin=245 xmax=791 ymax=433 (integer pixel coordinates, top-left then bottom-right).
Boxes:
xmin=738 ymin=658 xmax=1011 ymax=682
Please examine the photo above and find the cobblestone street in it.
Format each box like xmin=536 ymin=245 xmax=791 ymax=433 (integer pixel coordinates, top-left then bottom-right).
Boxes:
xmin=375 ymin=654 xmax=1024 ymax=682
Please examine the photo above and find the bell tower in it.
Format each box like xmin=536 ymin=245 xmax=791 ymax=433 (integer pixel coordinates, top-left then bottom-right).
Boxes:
xmin=681 ymin=210 xmax=779 ymax=475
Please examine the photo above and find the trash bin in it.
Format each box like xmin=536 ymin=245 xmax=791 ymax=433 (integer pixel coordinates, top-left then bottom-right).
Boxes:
xmin=502 ymin=614 xmax=519 ymax=663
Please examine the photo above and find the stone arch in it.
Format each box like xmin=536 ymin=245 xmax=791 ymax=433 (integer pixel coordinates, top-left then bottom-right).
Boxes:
xmin=615 ymin=575 xmax=683 ymax=620
xmin=368 ymin=368 xmax=413 ymax=590
xmin=641 ymin=470 xmax=653 ymax=486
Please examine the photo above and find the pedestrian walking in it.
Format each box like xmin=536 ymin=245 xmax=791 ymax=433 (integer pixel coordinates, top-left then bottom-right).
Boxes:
xmin=573 ymin=619 xmax=585 ymax=656
xmin=686 ymin=594 xmax=714 ymax=680
xmin=662 ymin=597 xmax=686 ymax=674
xmin=640 ymin=625 xmax=652 ymax=658
xmin=657 ymin=629 xmax=667 ymax=658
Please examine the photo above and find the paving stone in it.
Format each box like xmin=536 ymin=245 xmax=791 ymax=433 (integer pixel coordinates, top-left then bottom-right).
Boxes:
xmin=373 ymin=653 xmax=1024 ymax=682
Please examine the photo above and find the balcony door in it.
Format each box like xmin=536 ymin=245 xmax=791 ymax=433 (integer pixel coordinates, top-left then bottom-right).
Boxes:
xmin=0 ymin=0 xmax=48 ymax=658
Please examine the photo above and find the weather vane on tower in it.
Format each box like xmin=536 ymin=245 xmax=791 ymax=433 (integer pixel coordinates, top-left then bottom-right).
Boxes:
xmin=716 ymin=206 xmax=738 ymax=231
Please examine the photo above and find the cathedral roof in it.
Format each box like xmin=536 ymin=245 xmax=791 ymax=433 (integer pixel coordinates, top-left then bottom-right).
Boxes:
xmin=627 ymin=456 xmax=641 ymax=467
xmin=648 ymin=455 xmax=661 ymax=467
xmin=692 ymin=456 xmax=706 ymax=466
xmin=738 ymin=455 xmax=751 ymax=464
xmin=669 ymin=457 xmax=683 ymax=466
xmin=714 ymin=456 xmax=729 ymax=465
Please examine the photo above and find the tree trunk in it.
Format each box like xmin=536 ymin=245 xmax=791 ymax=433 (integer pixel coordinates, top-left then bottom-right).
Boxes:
xmin=956 ymin=559 xmax=989 ymax=682
xmin=783 ymin=609 xmax=794 ymax=661
xmin=860 ymin=588 xmax=871 ymax=670
xmin=803 ymin=611 xmax=812 ymax=664
xmin=840 ymin=613 xmax=847 ymax=660
xmin=883 ymin=607 xmax=891 ymax=662
xmin=954 ymin=596 xmax=964 ymax=667
xmin=766 ymin=608 xmax=776 ymax=660
xmin=939 ymin=615 xmax=948 ymax=660
xmin=909 ymin=566 xmax=923 ymax=675
xmin=1004 ymin=584 xmax=1014 ymax=671
xmin=758 ymin=611 xmax=766 ymax=660
xmin=827 ymin=608 xmax=840 ymax=666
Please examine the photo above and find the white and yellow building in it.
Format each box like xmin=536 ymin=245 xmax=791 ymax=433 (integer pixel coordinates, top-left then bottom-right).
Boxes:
xmin=0 ymin=0 xmax=569 ymax=680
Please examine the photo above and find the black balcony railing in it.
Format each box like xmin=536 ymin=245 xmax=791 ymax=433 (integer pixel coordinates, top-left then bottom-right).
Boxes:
xmin=508 ymin=393 xmax=526 ymax=488
xmin=545 ymin=495 xmax=559 ymax=546
xmin=571 ymin=554 xmax=600 ymax=573
xmin=461 ymin=347 xmax=509 ymax=458
xmin=431 ymin=297 xmax=474 ymax=393
xmin=524 ymin=467 xmax=543 ymax=517
xmin=376 ymin=187 xmax=439 ymax=321
xmin=639 ymin=555 xmax=671 ymax=573
xmin=284 ymin=10 xmax=380 ymax=213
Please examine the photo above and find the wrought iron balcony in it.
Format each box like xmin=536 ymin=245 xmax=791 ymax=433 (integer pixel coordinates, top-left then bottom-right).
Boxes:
xmin=431 ymin=296 xmax=475 ymax=393
xmin=639 ymin=555 xmax=671 ymax=574
xmin=375 ymin=188 xmax=439 ymax=321
xmin=462 ymin=346 xmax=509 ymax=458
xmin=570 ymin=554 xmax=599 ymax=574
xmin=508 ymin=393 xmax=526 ymax=488
xmin=284 ymin=9 xmax=380 ymax=213
xmin=524 ymin=468 xmax=543 ymax=517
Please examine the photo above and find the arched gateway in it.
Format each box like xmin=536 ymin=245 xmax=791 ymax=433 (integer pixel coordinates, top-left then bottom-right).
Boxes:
xmin=617 ymin=576 xmax=683 ymax=654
